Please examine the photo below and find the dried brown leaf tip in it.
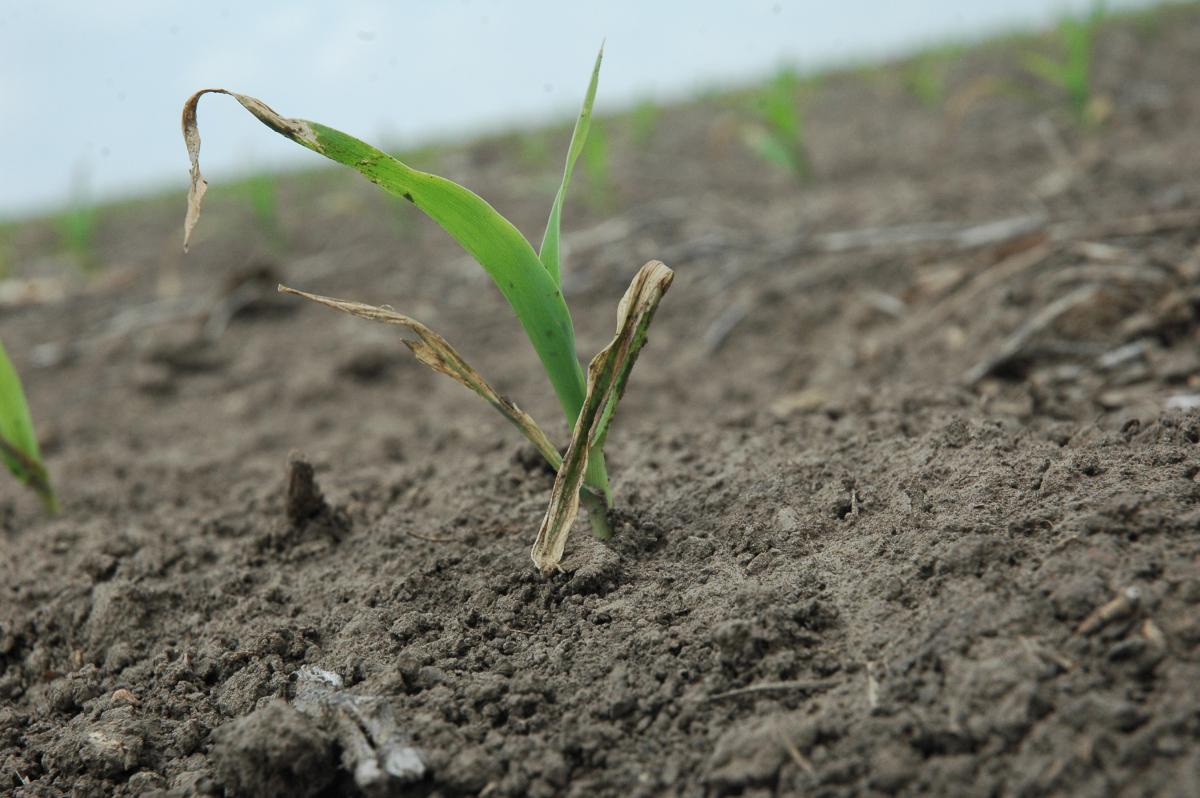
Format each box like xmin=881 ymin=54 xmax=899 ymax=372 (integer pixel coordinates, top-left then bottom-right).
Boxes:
xmin=181 ymin=89 xmax=316 ymax=251
xmin=531 ymin=260 xmax=674 ymax=574
xmin=277 ymin=284 xmax=563 ymax=471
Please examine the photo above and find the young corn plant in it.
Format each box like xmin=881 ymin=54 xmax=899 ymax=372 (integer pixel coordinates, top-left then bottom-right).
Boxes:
xmin=237 ymin=172 xmax=284 ymax=250
xmin=902 ymin=45 xmax=964 ymax=110
xmin=181 ymin=50 xmax=673 ymax=573
xmin=58 ymin=200 xmax=99 ymax=273
xmin=581 ymin=119 xmax=613 ymax=212
xmin=742 ymin=68 xmax=813 ymax=181
xmin=0 ymin=340 xmax=57 ymax=512
xmin=630 ymin=99 xmax=660 ymax=146
xmin=1023 ymin=3 xmax=1105 ymax=126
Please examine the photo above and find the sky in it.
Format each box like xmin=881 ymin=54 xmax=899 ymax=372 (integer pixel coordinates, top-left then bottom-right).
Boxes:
xmin=0 ymin=0 xmax=1159 ymax=218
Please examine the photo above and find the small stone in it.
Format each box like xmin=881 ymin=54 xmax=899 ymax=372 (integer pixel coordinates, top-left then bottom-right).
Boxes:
xmin=112 ymin=688 xmax=140 ymax=705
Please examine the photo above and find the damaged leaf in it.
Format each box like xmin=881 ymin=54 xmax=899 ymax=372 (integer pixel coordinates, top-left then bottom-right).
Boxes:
xmin=531 ymin=260 xmax=674 ymax=573
xmin=182 ymin=90 xmax=586 ymax=428
xmin=0 ymin=339 xmax=56 ymax=512
xmin=277 ymin=285 xmax=563 ymax=471
xmin=181 ymin=86 xmax=615 ymax=499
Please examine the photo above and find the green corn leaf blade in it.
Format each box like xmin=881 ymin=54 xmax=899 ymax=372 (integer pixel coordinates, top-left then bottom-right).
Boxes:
xmin=538 ymin=46 xmax=603 ymax=286
xmin=531 ymin=260 xmax=673 ymax=574
xmin=182 ymin=90 xmax=591 ymax=435
xmin=0 ymin=340 xmax=56 ymax=512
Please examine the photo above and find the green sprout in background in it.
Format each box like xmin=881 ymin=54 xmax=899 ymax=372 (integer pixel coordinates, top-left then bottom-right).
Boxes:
xmin=518 ymin=129 xmax=553 ymax=168
xmin=1023 ymin=2 xmax=1106 ymax=126
xmin=181 ymin=49 xmax=674 ymax=573
xmin=903 ymin=45 xmax=964 ymax=110
xmin=237 ymin=172 xmax=284 ymax=250
xmin=0 ymin=340 xmax=56 ymax=513
xmin=57 ymin=200 xmax=99 ymax=273
xmin=742 ymin=67 xmax=814 ymax=181
xmin=581 ymin=118 xmax=613 ymax=212
xmin=0 ymin=224 xmax=13 ymax=279
xmin=630 ymin=99 xmax=660 ymax=146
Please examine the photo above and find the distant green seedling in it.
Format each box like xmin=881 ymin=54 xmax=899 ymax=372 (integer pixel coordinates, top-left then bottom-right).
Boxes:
xmin=0 ymin=225 xmax=12 ymax=279
xmin=181 ymin=49 xmax=673 ymax=573
xmin=0 ymin=340 xmax=56 ymax=512
xmin=903 ymin=45 xmax=964 ymax=110
xmin=57 ymin=200 xmax=99 ymax=272
xmin=582 ymin=119 xmax=613 ymax=211
xmin=630 ymin=99 xmax=660 ymax=145
xmin=1023 ymin=3 xmax=1106 ymax=125
xmin=238 ymin=172 xmax=284 ymax=249
xmin=743 ymin=68 xmax=813 ymax=180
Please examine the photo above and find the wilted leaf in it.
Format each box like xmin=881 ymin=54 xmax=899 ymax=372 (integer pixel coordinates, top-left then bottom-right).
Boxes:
xmin=530 ymin=260 xmax=673 ymax=573
xmin=181 ymin=89 xmax=590 ymax=441
xmin=277 ymin=285 xmax=562 ymax=471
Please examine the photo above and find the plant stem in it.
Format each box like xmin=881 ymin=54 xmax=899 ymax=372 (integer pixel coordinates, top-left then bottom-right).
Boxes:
xmin=581 ymin=487 xmax=613 ymax=540
xmin=582 ymin=446 xmax=613 ymax=538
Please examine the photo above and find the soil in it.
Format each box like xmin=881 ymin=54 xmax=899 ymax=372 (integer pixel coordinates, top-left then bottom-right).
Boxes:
xmin=3 ymin=9 xmax=1200 ymax=797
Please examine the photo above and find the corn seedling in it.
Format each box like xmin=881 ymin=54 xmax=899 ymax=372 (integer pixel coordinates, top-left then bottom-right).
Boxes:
xmin=518 ymin=130 xmax=552 ymax=168
xmin=1023 ymin=3 xmax=1105 ymax=125
xmin=582 ymin=119 xmax=613 ymax=212
xmin=181 ymin=49 xmax=673 ymax=573
xmin=743 ymin=68 xmax=813 ymax=181
xmin=0 ymin=225 xmax=12 ymax=279
xmin=238 ymin=172 xmax=284 ymax=250
xmin=0 ymin=340 xmax=56 ymax=512
xmin=57 ymin=200 xmax=99 ymax=272
xmin=630 ymin=99 xmax=660 ymax=146
xmin=903 ymin=46 xmax=963 ymax=110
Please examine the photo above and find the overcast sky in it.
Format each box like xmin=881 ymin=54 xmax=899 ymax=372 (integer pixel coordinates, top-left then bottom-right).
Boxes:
xmin=0 ymin=0 xmax=1157 ymax=218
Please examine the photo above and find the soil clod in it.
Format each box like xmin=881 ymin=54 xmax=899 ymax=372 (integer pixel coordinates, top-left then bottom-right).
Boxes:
xmin=285 ymin=451 xmax=329 ymax=526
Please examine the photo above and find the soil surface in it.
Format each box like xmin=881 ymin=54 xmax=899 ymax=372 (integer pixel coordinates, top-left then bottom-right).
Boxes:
xmin=3 ymin=9 xmax=1200 ymax=797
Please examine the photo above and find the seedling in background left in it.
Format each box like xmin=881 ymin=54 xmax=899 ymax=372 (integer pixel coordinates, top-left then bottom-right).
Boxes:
xmin=181 ymin=49 xmax=674 ymax=573
xmin=0 ymin=340 xmax=57 ymax=512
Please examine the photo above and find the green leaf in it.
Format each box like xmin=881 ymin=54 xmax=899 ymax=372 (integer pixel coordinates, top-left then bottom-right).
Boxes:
xmin=0 ymin=339 xmax=56 ymax=512
xmin=182 ymin=89 xmax=589 ymax=431
xmin=538 ymin=46 xmax=603 ymax=286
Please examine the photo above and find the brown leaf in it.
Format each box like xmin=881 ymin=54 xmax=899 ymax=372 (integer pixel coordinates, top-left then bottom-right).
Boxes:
xmin=276 ymin=285 xmax=562 ymax=470
xmin=530 ymin=260 xmax=674 ymax=574
xmin=181 ymin=89 xmax=317 ymax=251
